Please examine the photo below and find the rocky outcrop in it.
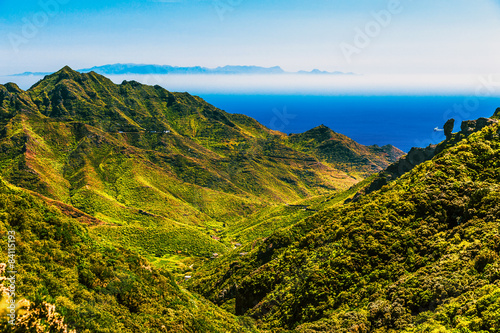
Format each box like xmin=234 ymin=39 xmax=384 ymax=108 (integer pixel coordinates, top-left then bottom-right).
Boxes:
xmin=460 ymin=118 xmax=498 ymax=136
xmin=346 ymin=115 xmax=499 ymax=203
xmin=444 ymin=119 xmax=455 ymax=140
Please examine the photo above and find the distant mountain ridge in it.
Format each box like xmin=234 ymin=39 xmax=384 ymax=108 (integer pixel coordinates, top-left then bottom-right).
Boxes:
xmin=11 ymin=63 xmax=355 ymax=76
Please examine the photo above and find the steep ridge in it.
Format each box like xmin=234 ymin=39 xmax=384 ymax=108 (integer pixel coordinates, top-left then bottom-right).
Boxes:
xmin=0 ymin=67 xmax=401 ymax=258
xmin=348 ymin=116 xmax=499 ymax=203
xmin=190 ymin=110 xmax=500 ymax=332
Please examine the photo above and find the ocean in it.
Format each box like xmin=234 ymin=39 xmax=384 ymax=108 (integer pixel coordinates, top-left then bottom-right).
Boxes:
xmin=199 ymin=94 xmax=500 ymax=152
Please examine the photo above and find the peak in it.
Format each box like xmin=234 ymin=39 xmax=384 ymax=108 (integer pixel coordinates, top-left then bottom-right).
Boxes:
xmin=120 ymin=80 xmax=146 ymax=88
xmin=310 ymin=124 xmax=332 ymax=132
xmin=30 ymin=66 xmax=83 ymax=88
xmin=293 ymin=124 xmax=338 ymax=142
xmin=4 ymin=82 xmax=23 ymax=93
xmin=28 ymin=67 xmax=105 ymax=92
xmin=54 ymin=66 xmax=81 ymax=78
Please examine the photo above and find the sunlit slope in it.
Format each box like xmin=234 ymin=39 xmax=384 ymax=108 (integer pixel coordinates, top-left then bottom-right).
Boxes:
xmin=190 ymin=113 xmax=500 ymax=332
xmin=0 ymin=67 xmax=402 ymax=257
xmin=0 ymin=177 xmax=257 ymax=332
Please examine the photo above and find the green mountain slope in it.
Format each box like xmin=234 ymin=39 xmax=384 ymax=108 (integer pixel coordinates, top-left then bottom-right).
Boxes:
xmin=3 ymin=67 xmax=499 ymax=333
xmin=288 ymin=125 xmax=403 ymax=177
xmin=0 ymin=67 xmax=402 ymax=259
xmin=190 ymin=111 xmax=500 ymax=332
xmin=0 ymin=177 xmax=257 ymax=332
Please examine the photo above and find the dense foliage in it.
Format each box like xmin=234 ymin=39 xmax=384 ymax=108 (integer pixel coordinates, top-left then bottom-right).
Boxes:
xmin=191 ymin=119 xmax=500 ymax=332
xmin=0 ymin=178 xmax=257 ymax=332
xmin=4 ymin=68 xmax=497 ymax=332
xmin=0 ymin=67 xmax=401 ymax=259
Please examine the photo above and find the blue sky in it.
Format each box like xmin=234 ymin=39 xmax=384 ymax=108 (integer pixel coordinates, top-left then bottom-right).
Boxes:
xmin=1 ymin=0 xmax=500 ymax=87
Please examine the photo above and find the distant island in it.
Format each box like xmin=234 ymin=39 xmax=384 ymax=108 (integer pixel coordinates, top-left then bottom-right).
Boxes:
xmin=11 ymin=63 xmax=355 ymax=76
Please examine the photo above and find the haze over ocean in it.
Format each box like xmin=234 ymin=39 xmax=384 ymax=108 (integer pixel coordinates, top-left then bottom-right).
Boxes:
xmin=2 ymin=0 xmax=499 ymax=153
xmin=2 ymin=73 xmax=499 ymax=153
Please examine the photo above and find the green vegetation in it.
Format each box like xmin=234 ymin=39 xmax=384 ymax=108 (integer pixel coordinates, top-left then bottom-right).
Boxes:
xmin=226 ymin=175 xmax=377 ymax=244
xmin=0 ymin=178 xmax=257 ymax=332
xmin=90 ymin=225 xmax=226 ymax=258
xmin=7 ymin=67 xmax=498 ymax=332
xmin=191 ymin=118 xmax=500 ymax=332
xmin=0 ymin=67 xmax=400 ymax=260
xmin=288 ymin=124 xmax=403 ymax=177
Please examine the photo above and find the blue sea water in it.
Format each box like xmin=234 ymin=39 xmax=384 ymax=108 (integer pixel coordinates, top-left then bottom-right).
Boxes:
xmin=199 ymin=95 xmax=500 ymax=152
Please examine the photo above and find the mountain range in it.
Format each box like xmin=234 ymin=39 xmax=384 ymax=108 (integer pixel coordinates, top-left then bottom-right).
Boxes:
xmin=11 ymin=64 xmax=355 ymax=77
xmin=1 ymin=66 xmax=499 ymax=332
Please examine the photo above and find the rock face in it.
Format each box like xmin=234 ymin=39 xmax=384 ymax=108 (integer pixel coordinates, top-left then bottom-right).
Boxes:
xmin=460 ymin=118 xmax=498 ymax=136
xmin=444 ymin=118 xmax=455 ymax=140
xmin=384 ymin=145 xmax=437 ymax=177
xmin=347 ymin=115 xmax=499 ymax=203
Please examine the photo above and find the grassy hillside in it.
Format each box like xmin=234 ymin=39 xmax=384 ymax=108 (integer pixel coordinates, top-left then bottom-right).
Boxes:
xmin=0 ymin=68 xmax=402 ymax=260
xmin=190 ymin=113 xmax=500 ymax=332
xmin=225 ymin=175 xmax=377 ymax=244
xmin=0 ymin=177 xmax=258 ymax=332
xmin=0 ymin=67 xmax=413 ymax=332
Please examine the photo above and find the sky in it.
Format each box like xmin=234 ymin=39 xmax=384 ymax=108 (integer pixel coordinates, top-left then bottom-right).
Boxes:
xmin=1 ymin=0 xmax=500 ymax=94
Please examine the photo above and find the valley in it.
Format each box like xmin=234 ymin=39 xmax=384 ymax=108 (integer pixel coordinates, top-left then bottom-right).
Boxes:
xmin=1 ymin=67 xmax=499 ymax=332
